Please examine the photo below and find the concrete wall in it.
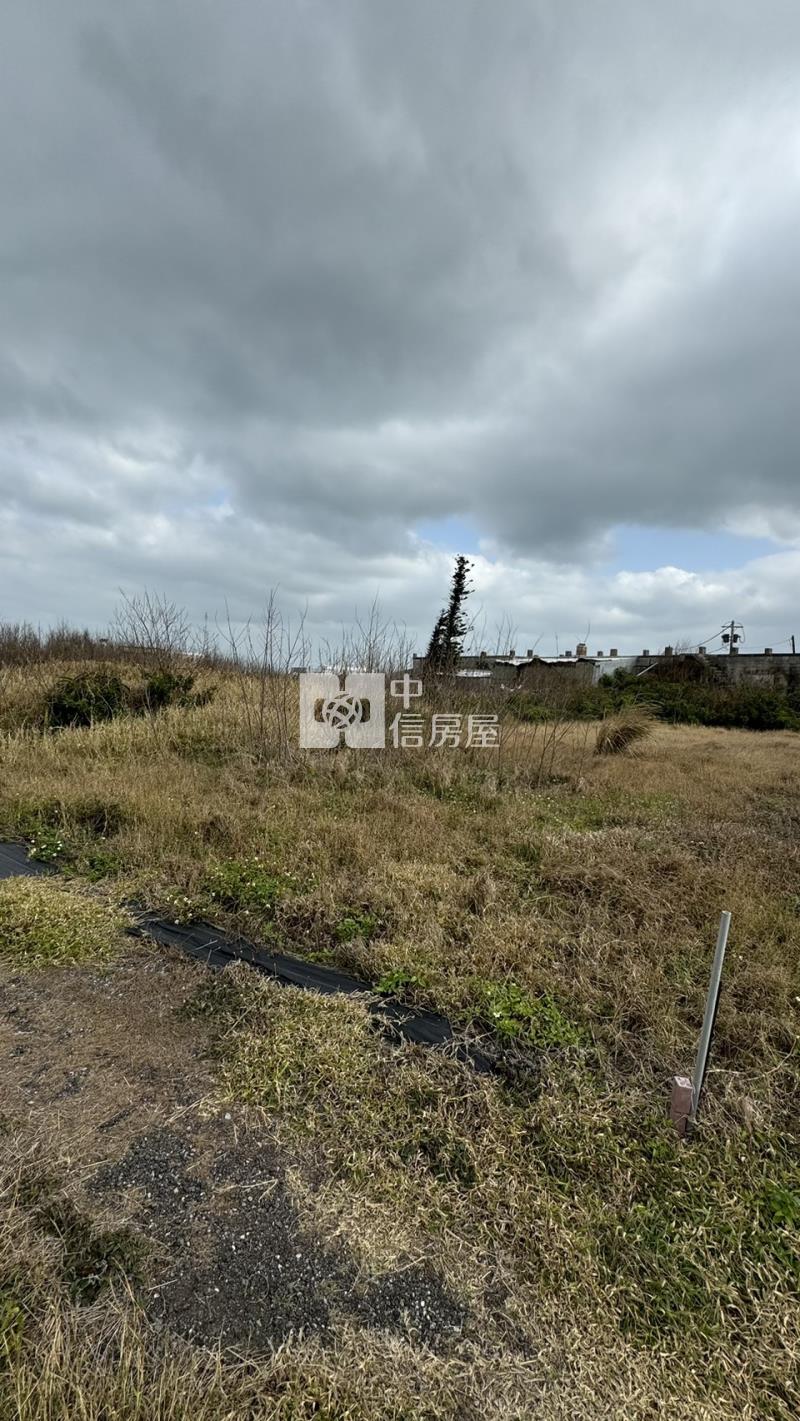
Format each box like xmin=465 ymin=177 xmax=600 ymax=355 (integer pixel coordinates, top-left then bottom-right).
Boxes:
xmin=413 ymin=650 xmax=800 ymax=690
xmin=515 ymin=659 xmax=596 ymax=690
xmin=595 ymin=653 xmax=800 ymax=688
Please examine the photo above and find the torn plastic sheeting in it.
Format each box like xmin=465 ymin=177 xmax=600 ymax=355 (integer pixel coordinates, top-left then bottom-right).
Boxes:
xmin=135 ymin=912 xmax=493 ymax=1070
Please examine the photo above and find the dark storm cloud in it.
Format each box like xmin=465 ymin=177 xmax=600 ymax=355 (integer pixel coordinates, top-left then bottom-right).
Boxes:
xmin=1 ymin=0 xmax=800 ymax=643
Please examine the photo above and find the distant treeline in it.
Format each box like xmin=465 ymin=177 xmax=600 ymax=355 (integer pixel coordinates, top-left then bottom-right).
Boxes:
xmin=0 ymin=613 xmax=221 ymax=670
xmin=0 ymin=622 xmax=111 ymax=665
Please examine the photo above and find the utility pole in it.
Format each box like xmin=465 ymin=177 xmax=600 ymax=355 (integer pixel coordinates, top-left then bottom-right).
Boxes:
xmin=721 ymin=620 xmax=743 ymax=654
xmin=792 ymin=635 xmax=796 ymax=655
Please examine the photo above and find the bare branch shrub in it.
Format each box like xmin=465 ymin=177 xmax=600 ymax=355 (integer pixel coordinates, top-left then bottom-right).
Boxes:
xmin=111 ymin=591 xmax=191 ymax=671
xmin=320 ymin=596 xmax=414 ymax=675
xmin=220 ymin=592 xmax=309 ymax=761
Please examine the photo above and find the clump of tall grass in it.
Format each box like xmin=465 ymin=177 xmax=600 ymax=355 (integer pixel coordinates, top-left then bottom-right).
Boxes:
xmin=595 ymin=707 xmax=655 ymax=756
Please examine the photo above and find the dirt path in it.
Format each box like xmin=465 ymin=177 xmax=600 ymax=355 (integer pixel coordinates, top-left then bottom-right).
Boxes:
xmin=0 ymin=945 xmax=465 ymax=1353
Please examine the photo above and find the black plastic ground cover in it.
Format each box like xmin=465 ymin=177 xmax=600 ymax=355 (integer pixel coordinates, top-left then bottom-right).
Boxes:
xmin=0 ymin=841 xmax=492 ymax=1073
xmin=0 ymin=843 xmax=52 ymax=880
xmin=135 ymin=912 xmax=493 ymax=1072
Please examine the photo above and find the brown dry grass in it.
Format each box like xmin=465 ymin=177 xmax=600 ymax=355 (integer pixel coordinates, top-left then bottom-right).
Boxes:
xmin=1 ymin=669 xmax=796 ymax=1076
xmin=1 ymin=661 xmax=798 ymax=1417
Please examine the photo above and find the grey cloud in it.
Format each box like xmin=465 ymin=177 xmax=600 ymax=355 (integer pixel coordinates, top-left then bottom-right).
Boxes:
xmin=1 ymin=0 xmax=800 ymax=643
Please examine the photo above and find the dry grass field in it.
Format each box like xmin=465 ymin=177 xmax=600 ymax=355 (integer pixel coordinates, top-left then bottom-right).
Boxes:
xmin=0 ymin=662 xmax=798 ymax=1418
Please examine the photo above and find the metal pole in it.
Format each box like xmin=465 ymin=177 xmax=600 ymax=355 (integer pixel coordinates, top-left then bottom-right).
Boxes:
xmin=689 ymin=911 xmax=731 ymax=1125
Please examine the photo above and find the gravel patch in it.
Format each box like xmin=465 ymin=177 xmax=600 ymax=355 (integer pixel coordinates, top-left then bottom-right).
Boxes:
xmin=92 ymin=1117 xmax=467 ymax=1352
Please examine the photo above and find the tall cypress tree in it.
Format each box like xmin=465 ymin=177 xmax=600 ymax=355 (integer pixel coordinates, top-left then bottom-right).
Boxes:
xmin=425 ymin=555 xmax=472 ymax=672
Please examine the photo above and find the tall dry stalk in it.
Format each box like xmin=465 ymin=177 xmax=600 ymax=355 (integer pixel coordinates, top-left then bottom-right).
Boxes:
xmin=220 ymin=592 xmax=308 ymax=761
xmin=320 ymin=595 xmax=414 ymax=676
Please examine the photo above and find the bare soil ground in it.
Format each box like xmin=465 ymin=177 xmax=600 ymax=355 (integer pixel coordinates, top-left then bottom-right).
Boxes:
xmin=1 ymin=944 xmax=468 ymax=1359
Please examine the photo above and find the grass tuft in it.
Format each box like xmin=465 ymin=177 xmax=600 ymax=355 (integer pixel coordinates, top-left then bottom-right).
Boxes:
xmin=0 ymin=878 xmax=126 ymax=969
xmin=595 ymin=706 xmax=655 ymax=755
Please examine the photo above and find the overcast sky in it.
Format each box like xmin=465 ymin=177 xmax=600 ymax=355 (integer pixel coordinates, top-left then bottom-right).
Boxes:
xmin=2 ymin=0 xmax=799 ymax=655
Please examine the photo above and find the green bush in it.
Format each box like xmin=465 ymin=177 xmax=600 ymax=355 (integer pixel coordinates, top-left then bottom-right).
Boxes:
xmin=43 ymin=668 xmax=214 ymax=730
xmin=78 ymin=846 xmax=123 ymax=882
xmin=44 ymin=670 xmax=129 ymax=728
xmin=509 ymin=672 xmax=800 ymax=732
xmin=603 ymin=673 xmax=800 ymax=731
xmin=129 ymin=670 xmax=215 ymax=714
